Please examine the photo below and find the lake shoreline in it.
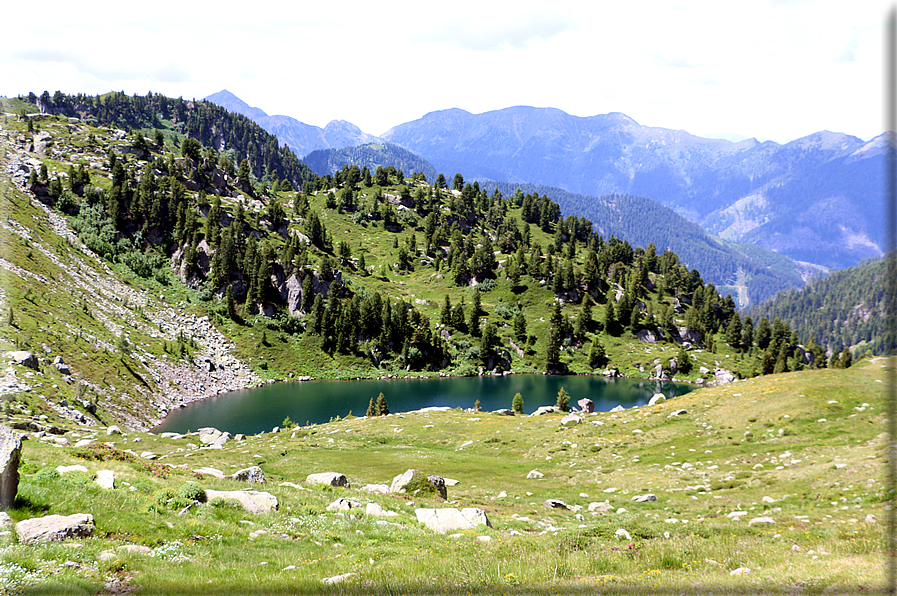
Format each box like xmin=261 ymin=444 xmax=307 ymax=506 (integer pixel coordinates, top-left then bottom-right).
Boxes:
xmin=151 ymin=369 xmax=705 ymax=435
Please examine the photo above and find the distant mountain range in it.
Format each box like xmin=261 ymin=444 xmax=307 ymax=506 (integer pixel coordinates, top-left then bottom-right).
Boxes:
xmin=381 ymin=107 xmax=885 ymax=272
xmin=203 ymin=91 xmax=886 ymax=303
xmin=204 ymin=90 xmax=378 ymax=157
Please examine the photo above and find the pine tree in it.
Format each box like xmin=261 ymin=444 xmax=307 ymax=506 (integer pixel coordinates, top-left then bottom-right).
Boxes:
xmin=376 ymin=392 xmax=389 ymax=416
xmin=512 ymin=392 xmax=524 ymax=414
xmin=513 ymin=310 xmax=527 ymax=343
xmin=588 ymin=339 xmax=606 ymax=368
xmin=555 ymin=387 xmax=569 ymax=412
xmin=366 ymin=398 xmax=377 ymax=417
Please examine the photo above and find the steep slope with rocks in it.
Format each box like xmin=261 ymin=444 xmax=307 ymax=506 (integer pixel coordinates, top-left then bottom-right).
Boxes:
xmin=0 ymin=118 xmax=261 ymax=430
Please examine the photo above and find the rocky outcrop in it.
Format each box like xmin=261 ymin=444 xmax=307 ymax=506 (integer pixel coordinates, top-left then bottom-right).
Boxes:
xmin=648 ymin=393 xmax=666 ymax=406
xmin=577 ymin=398 xmax=594 ymax=413
xmin=414 ymin=507 xmax=491 ymax=534
xmin=0 ymin=427 xmax=22 ymax=510
xmin=15 ymin=513 xmax=95 ymax=543
xmin=306 ymin=472 xmax=349 ymax=488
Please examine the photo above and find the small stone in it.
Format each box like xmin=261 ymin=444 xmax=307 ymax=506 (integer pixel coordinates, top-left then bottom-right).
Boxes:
xmin=526 ymin=470 xmax=544 ymax=479
xmin=730 ymin=567 xmax=751 ymax=576
xmin=321 ymin=573 xmax=354 ymax=585
xmin=95 ymin=470 xmax=115 ymax=490
xmin=614 ymin=528 xmax=631 ymax=540
xmin=748 ymin=516 xmax=776 ymax=525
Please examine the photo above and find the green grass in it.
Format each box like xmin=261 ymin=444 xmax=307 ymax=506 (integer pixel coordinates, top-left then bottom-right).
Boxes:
xmin=1 ymin=359 xmax=888 ymax=594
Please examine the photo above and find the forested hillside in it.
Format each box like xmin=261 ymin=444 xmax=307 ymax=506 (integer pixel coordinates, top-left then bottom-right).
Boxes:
xmin=480 ymin=182 xmax=806 ymax=305
xmin=0 ymin=91 xmax=846 ymax=429
xmin=304 ymin=143 xmax=437 ymax=182
xmin=747 ymin=257 xmax=894 ymax=356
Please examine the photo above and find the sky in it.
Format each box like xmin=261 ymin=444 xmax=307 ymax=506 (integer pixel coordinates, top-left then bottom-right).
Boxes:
xmin=2 ymin=0 xmax=889 ymax=143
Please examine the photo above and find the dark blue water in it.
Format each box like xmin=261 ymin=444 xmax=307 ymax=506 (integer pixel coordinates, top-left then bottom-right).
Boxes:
xmin=153 ymin=375 xmax=696 ymax=435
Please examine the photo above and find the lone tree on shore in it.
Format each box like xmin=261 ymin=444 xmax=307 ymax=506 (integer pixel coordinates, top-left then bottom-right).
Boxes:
xmin=555 ymin=387 xmax=569 ymax=412
xmin=512 ymin=392 xmax=524 ymax=415
xmin=375 ymin=392 xmax=389 ymax=416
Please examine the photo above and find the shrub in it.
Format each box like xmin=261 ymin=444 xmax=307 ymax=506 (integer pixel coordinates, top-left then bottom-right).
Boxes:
xmin=34 ymin=467 xmax=60 ymax=483
xmin=177 ymin=483 xmax=206 ymax=502
xmin=152 ymin=488 xmax=178 ymax=505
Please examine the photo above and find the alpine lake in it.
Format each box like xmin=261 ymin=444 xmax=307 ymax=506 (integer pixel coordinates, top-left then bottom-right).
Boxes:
xmin=153 ymin=374 xmax=696 ymax=435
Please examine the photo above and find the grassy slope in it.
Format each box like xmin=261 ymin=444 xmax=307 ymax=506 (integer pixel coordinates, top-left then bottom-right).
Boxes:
xmin=3 ymin=359 xmax=887 ymax=594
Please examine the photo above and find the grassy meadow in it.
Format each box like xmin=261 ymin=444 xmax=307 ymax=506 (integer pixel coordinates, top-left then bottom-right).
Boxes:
xmin=1 ymin=358 xmax=889 ymax=594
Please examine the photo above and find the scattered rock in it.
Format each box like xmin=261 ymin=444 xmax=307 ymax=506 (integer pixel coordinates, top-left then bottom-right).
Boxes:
xmin=865 ymin=514 xmax=876 ymax=524
xmin=365 ymin=503 xmax=398 ymax=517
xmin=360 ymin=484 xmax=390 ymax=494
xmin=648 ymin=393 xmax=666 ymax=406
xmin=491 ymin=409 xmax=515 ymax=416
xmin=749 ymin=516 xmax=775 ymax=525
xmin=306 ymin=472 xmax=349 ymax=488
xmin=0 ymin=512 xmax=11 ymax=530
xmin=761 ymin=496 xmax=776 ymax=503
xmin=106 ymin=426 xmax=122 ymax=436
xmin=588 ymin=501 xmax=611 ymax=513
xmin=530 ymin=406 xmax=558 ymax=416
xmin=321 ymin=573 xmax=355 ymax=585
xmin=610 ymin=405 xmax=626 ymax=413
xmin=668 ymin=409 xmax=687 ymax=417
xmin=0 ymin=426 xmax=22 ymax=510
xmin=577 ymin=398 xmax=594 ymax=413
xmin=231 ymin=466 xmax=266 ymax=484
xmin=194 ymin=467 xmax=225 ymax=479
xmin=544 ymin=499 xmax=570 ymax=510
xmin=56 ymin=464 xmax=88 ymax=474
xmin=326 ymin=498 xmax=362 ymax=512
xmin=729 ymin=567 xmax=751 ymax=576
xmin=526 ymin=470 xmax=544 ymax=479
xmin=95 ymin=470 xmax=115 ymax=490
xmin=198 ymin=427 xmax=230 ymax=447
xmin=560 ymin=413 xmax=582 ymax=426
xmin=16 ymin=513 xmax=95 ymax=544
xmin=6 ymin=351 xmax=38 ymax=370
xmin=205 ymin=490 xmax=278 ymax=514
xmin=414 ymin=508 xmax=491 ymax=534
xmin=632 ymin=494 xmax=658 ymax=503
xmin=118 ymin=544 xmax=152 ymax=555
xmin=390 ymin=469 xmax=447 ymax=499
xmin=614 ymin=528 xmax=632 ymax=540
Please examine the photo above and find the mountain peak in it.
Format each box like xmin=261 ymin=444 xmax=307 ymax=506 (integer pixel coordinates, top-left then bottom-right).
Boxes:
xmin=204 ymin=90 xmax=268 ymax=120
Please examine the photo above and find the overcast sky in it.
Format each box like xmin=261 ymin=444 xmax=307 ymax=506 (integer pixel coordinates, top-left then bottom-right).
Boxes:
xmin=2 ymin=0 xmax=888 ymax=143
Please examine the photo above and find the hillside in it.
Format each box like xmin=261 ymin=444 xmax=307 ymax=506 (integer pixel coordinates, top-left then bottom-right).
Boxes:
xmin=0 ymin=92 xmax=846 ymax=433
xmin=479 ymin=182 xmax=807 ymax=305
xmin=747 ymin=256 xmax=894 ymax=356
xmin=381 ymin=106 xmax=884 ymax=272
xmin=304 ymin=143 xmax=437 ymax=182
xmin=0 ymin=359 xmax=887 ymax=594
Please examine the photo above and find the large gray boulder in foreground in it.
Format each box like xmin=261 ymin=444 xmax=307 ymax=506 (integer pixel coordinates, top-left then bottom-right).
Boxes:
xmin=205 ymin=490 xmax=278 ymax=514
xmin=0 ymin=426 xmax=22 ymax=510
xmin=16 ymin=513 xmax=95 ymax=544
xmin=306 ymin=472 xmax=350 ymax=488
xmin=415 ymin=508 xmax=491 ymax=534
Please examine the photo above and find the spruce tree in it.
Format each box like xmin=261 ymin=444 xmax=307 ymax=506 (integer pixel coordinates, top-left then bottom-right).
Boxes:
xmin=512 ymin=392 xmax=524 ymax=414
xmin=366 ymin=398 xmax=377 ymax=417
xmin=588 ymin=339 xmax=606 ymax=368
xmin=375 ymin=392 xmax=389 ymax=416
xmin=555 ymin=387 xmax=569 ymax=412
